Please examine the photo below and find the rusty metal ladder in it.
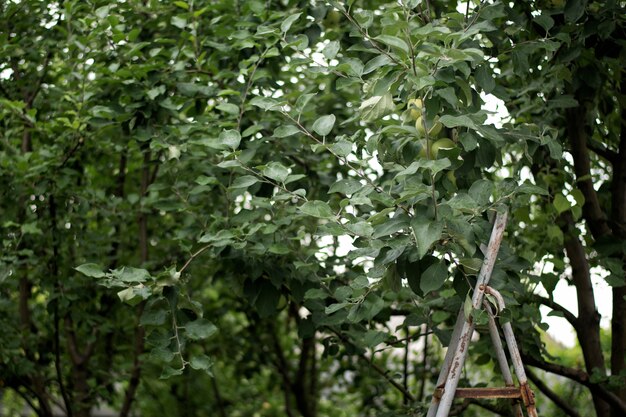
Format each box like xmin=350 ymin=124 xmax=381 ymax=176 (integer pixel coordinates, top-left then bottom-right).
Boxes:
xmin=426 ymin=210 xmax=538 ymax=417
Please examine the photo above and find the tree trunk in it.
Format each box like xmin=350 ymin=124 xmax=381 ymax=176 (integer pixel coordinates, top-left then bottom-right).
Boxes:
xmin=609 ymin=96 xmax=626 ymax=417
xmin=560 ymin=211 xmax=610 ymax=417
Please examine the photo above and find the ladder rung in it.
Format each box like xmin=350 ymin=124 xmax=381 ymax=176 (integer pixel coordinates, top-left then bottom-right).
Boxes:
xmin=434 ymin=386 xmax=522 ymax=400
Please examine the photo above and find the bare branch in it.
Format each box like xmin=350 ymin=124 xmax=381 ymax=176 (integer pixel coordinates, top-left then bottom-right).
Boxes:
xmin=525 ymin=367 xmax=582 ymax=417
xmin=531 ymin=294 xmax=579 ymax=331
xmin=25 ymin=51 xmax=52 ymax=107
xmin=327 ymin=327 xmax=416 ymax=402
xmin=522 ymin=354 xmax=626 ymax=414
xmin=587 ymin=139 xmax=617 ymax=164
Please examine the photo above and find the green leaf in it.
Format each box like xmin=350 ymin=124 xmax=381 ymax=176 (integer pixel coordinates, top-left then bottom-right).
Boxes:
xmin=140 ymin=307 xmax=168 ymax=326
xmin=173 ymin=1 xmax=189 ymax=10
xmin=411 ymin=218 xmax=443 ymax=259
xmin=323 ymin=41 xmax=340 ymax=60
xmin=553 ymin=194 xmax=570 ymax=214
xmin=150 ymin=347 xmax=175 ymax=362
xmin=189 ymin=354 xmax=214 ymax=374
xmin=262 ymin=162 xmax=289 ymax=183
xmin=304 ymin=288 xmax=327 ymax=300
xmin=185 ymin=318 xmax=218 ymax=340
xmin=255 ymin=283 xmax=280 ymax=318
xmin=345 ymin=221 xmax=373 ymax=237
xmin=475 ymin=65 xmax=495 ymax=94
xmin=113 ymin=267 xmax=151 ymax=283
xmin=329 ymin=140 xmax=353 ymax=157
xmin=464 ymin=293 xmax=473 ymax=319
xmin=273 ymin=125 xmax=301 ymax=138
xmin=420 ymin=262 xmax=447 ymax=295
xmin=75 ymin=263 xmax=106 ymax=278
xmin=198 ymin=230 xmax=235 ymax=245
xmin=535 ymin=14 xmax=555 ymax=31
xmin=216 ymin=102 xmax=239 ymax=115
xmin=160 ymin=366 xmax=184 ymax=379
xmin=117 ymin=286 xmax=150 ymax=306
xmin=230 ymin=175 xmax=259 ymax=189
xmin=219 ymin=130 xmax=241 ymax=150
xmin=564 ymin=0 xmax=586 ymax=23
xmin=374 ymin=35 xmax=409 ymax=54
xmin=377 ymin=247 xmax=405 ymax=265
xmin=548 ymin=96 xmax=578 ymax=109
xmin=299 ymin=201 xmax=335 ymax=219
xmin=359 ymin=93 xmax=394 ymax=122
xmin=363 ymin=55 xmax=393 ymax=75
xmin=372 ymin=217 xmax=409 ymax=238
xmin=171 ymin=16 xmax=187 ymax=29
xmin=312 ymin=115 xmax=336 ymax=136
xmin=468 ymin=179 xmax=494 ymax=206
xmin=281 ymin=12 xmax=302 ymax=33
xmin=329 ymin=178 xmax=363 ymax=195
xmin=295 ymin=93 xmax=316 ymax=113
xmin=326 ymin=302 xmax=349 ymax=315
xmin=249 ymin=96 xmax=281 ymax=111
xmin=517 ymin=182 xmax=549 ymax=196
xmin=439 ymin=115 xmax=478 ymax=130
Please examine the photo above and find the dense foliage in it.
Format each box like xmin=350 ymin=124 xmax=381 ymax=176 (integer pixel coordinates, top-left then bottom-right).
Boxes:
xmin=1 ymin=1 xmax=625 ymax=416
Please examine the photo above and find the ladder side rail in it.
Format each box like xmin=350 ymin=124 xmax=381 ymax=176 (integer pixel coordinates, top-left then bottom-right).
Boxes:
xmin=485 ymin=301 xmax=524 ymax=417
xmin=425 ymin=309 xmax=465 ymax=417
xmin=430 ymin=210 xmax=509 ymax=417
xmin=485 ymin=286 xmax=538 ymax=417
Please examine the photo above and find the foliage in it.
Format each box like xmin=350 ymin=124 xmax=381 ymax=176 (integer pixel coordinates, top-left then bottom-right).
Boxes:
xmin=1 ymin=1 xmax=625 ymax=417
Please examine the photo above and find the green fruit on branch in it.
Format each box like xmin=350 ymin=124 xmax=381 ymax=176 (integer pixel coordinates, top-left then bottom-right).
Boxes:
xmin=429 ymin=117 xmax=442 ymax=136
xmin=415 ymin=115 xmax=442 ymax=137
xmin=431 ymin=138 xmax=456 ymax=158
xmin=415 ymin=116 xmax=426 ymax=135
xmin=407 ymin=98 xmax=423 ymax=120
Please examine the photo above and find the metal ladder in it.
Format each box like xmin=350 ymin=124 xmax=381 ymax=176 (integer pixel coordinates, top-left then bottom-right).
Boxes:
xmin=426 ymin=210 xmax=538 ymax=417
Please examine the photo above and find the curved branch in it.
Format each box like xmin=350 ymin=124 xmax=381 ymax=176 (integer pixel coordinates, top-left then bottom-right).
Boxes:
xmin=530 ymin=294 xmax=579 ymax=331
xmin=525 ymin=367 xmax=582 ymax=417
xmin=522 ymin=354 xmax=626 ymax=414
xmin=587 ymin=139 xmax=617 ymax=164
xmin=327 ymin=327 xmax=416 ymax=402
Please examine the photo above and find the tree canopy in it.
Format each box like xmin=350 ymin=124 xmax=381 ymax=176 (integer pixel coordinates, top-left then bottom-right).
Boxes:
xmin=1 ymin=1 xmax=625 ymax=417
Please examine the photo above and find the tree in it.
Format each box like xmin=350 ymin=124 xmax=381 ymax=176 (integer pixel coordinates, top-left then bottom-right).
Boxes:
xmin=1 ymin=1 xmax=624 ymax=417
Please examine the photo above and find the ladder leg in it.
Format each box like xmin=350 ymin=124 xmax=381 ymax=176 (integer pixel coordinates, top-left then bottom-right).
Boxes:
xmin=485 ymin=302 xmax=524 ymax=417
xmin=426 ymin=309 xmax=465 ymax=417
xmin=484 ymin=286 xmax=538 ymax=417
xmin=427 ymin=210 xmax=509 ymax=417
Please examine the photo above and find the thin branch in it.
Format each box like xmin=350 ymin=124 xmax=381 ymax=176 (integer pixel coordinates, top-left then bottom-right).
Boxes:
xmin=525 ymin=367 xmax=583 ymax=417
xmin=283 ymin=112 xmax=412 ymax=215
xmin=57 ymin=137 xmax=84 ymax=170
xmin=178 ymin=244 xmax=212 ymax=275
xmin=522 ymin=354 xmax=626 ymax=414
xmin=237 ymin=46 xmax=271 ymax=131
xmin=339 ymin=9 xmax=408 ymax=70
xmin=403 ymin=328 xmax=410 ymax=405
xmin=418 ymin=325 xmax=429 ymax=402
xmin=531 ymin=294 xmax=579 ymax=331
xmin=49 ymin=194 xmax=73 ymax=417
xmin=467 ymin=399 xmax=514 ymax=417
xmin=119 ymin=304 xmax=146 ymax=417
xmin=0 ymin=81 xmax=12 ymax=99
xmin=210 ymin=376 xmax=228 ymax=417
xmin=25 ymin=51 xmax=52 ymax=107
xmin=327 ymin=327 xmax=416 ymax=402
xmin=587 ymin=139 xmax=617 ymax=164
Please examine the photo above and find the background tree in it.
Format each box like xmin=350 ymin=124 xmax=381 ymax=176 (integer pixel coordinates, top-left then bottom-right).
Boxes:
xmin=1 ymin=1 xmax=624 ymax=417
